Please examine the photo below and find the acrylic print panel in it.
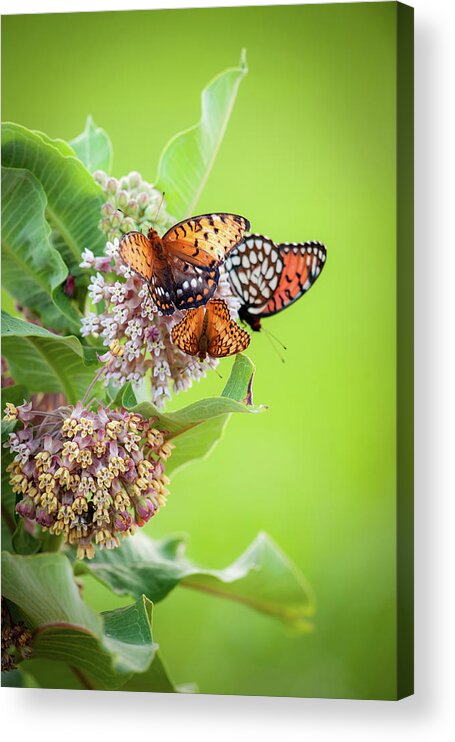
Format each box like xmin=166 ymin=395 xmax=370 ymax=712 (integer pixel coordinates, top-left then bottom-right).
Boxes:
xmin=1 ymin=2 xmax=413 ymax=699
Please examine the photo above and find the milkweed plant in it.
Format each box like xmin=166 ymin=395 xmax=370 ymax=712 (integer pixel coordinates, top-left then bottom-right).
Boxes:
xmin=1 ymin=52 xmax=315 ymax=692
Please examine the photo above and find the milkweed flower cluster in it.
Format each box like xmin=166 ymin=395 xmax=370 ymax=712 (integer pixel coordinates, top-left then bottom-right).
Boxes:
xmin=80 ymin=170 xmax=240 ymax=408
xmin=4 ymin=400 xmax=173 ymax=560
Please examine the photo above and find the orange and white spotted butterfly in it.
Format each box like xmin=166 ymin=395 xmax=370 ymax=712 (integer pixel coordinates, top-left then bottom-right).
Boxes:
xmin=171 ymin=299 xmax=250 ymax=360
xmin=119 ymin=213 xmax=250 ymax=315
xmin=225 ymin=234 xmax=327 ymax=331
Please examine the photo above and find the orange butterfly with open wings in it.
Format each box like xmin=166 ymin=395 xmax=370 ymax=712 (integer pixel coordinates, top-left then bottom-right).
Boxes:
xmin=119 ymin=213 xmax=250 ymax=315
xmin=171 ymin=299 xmax=250 ymax=360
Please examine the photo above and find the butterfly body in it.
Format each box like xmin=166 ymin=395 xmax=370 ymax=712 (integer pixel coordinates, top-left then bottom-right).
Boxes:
xmin=238 ymin=304 xmax=262 ymax=332
xmin=196 ymin=311 xmax=210 ymax=361
xmin=171 ymin=299 xmax=250 ymax=360
xmin=226 ymin=234 xmax=327 ymax=331
xmin=119 ymin=213 xmax=249 ymax=315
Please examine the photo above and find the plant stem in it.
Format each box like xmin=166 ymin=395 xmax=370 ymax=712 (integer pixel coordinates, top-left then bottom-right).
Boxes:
xmin=81 ymin=365 xmax=106 ymax=406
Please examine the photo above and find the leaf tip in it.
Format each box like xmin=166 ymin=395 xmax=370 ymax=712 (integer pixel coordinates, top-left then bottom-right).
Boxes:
xmin=239 ymin=48 xmax=248 ymax=73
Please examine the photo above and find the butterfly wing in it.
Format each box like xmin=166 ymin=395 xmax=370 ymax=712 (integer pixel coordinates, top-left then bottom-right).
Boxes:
xmin=259 ymin=240 xmax=327 ymax=317
xmin=226 ymin=235 xmax=327 ymax=319
xmin=168 ymin=257 xmax=220 ymax=311
xmin=162 ymin=213 xmax=250 ymax=270
xmin=171 ymin=307 xmax=204 ymax=356
xmin=225 ymin=235 xmax=283 ymax=310
xmin=119 ymin=231 xmax=154 ymax=282
xmin=119 ymin=231 xmax=175 ymax=314
xmin=206 ymin=299 xmax=250 ymax=358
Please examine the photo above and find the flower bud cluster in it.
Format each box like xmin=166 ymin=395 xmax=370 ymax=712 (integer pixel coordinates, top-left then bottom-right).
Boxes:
xmin=93 ymin=169 xmax=174 ymax=244
xmin=4 ymin=401 xmax=173 ymax=559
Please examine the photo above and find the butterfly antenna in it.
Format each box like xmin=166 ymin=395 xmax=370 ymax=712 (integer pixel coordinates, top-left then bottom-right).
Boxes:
xmin=179 ymin=361 xmax=197 ymax=376
xmin=262 ymin=328 xmax=286 ymax=364
xmin=263 ymin=327 xmax=287 ymax=351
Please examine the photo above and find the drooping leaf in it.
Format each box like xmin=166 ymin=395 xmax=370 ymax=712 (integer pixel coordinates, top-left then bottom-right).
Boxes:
xmin=156 ymin=50 xmax=248 ymax=219
xmin=1 ymin=311 xmax=98 ymax=404
xmin=131 ymin=354 xmax=263 ymax=474
xmin=76 ymin=531 xmax=315 ymax=632
xmin=1 ymin=167 xmax=81 ymax=332
xmin=1 ymin=551 xmax=171 ymax=690
xmin=70 ymin=115 xmax=113 ymax=174
xmin=1 ymin=122 xmax=105 ymax=272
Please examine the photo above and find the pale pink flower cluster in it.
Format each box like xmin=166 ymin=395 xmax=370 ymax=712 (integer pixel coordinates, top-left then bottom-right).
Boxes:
xmin=81 ymin=171 xmax=240 ymax=407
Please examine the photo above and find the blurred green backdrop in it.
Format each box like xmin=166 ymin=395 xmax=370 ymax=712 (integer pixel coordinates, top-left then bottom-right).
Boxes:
xmin=2 ymin=2 xmax=398 ymax=699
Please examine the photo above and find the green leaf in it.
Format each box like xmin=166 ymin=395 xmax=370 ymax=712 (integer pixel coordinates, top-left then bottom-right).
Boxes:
xmin=133 ymin=354 xmax=262 ymax=474
xmin=156 ymin=50 xmax=248 ymax=219
xmin=15 ymin=659 xmax=85 ymax=689
xmin=119 ymin=652 xmax=176 ymax=693
xmin=76 ymin=531 xmax=315 ymax=632
xmin=1 ymin=122 xmax=105 ymax=272
xmin=70 ymin=115 xmax=113 ymax=174
xmin=1 ymin=551 xmax=169 ymax=690
xmin=19 ymin=649 xmax=176 ymax=693
xmin=2 ymin=551 xmax=100 ymax=630
xmin=221 ymin=352 xmax=256 ymax=403
xmin=0 ymin=384 xmax=29 ymax=408
xmin=111 ymin=381 xmax=138 ymax=409
xmin=1 ymin=311 xmax=98 ymax=404
xmin=1 ymin=167 xmax=81 ymax=332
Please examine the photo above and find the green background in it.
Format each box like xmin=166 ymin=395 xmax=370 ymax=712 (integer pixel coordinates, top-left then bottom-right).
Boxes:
xmin=2 ymin=2 xmax=398 ymax=699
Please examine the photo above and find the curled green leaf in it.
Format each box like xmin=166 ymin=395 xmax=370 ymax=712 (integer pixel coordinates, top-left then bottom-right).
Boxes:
xmin=69 ymin=115 xmax=113 ymax=174
xmin=156 ymin=50 xmax=248 ymax=219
